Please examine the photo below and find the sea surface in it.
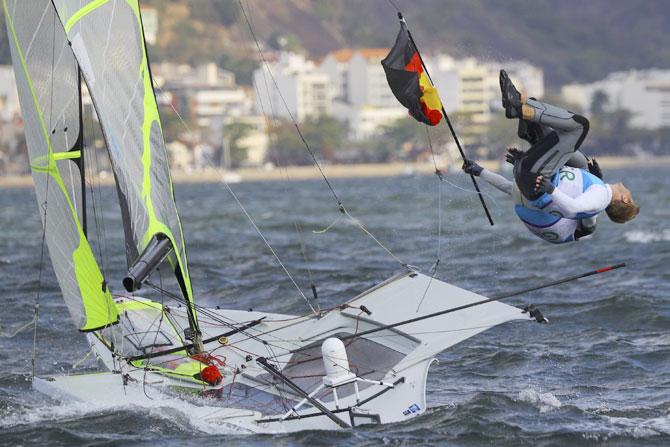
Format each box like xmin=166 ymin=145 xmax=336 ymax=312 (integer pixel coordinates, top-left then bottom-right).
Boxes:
xmin=0 ymin=167 xmax=668 ymax=446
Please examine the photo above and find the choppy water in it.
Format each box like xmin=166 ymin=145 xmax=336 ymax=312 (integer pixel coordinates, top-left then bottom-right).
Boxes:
xmin=1 ymin=167 xmax=668 ymax=446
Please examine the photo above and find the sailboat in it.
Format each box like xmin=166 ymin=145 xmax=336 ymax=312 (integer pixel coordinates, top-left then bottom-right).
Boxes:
xmin=5 ymin=0 xmax=538 ymax=433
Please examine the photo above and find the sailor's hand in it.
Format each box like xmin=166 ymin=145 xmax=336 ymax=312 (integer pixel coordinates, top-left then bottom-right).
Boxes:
xmin=534 ymin=175 xmax=555 ymax=194
xmin=505 ymin=147 xmax=525 ymax=165
xmin=462 ymin=158 xmax=483 ymax=176
xmin=588 ymin=157 xmax=603 ymax=179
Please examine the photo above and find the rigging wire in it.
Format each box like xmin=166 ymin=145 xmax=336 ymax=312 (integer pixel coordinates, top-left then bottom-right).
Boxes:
xmin=238 ymin=0 xmax=340 ymax=205
xmin=89 ymin=118 xmax=110 ymax=278
xmin=83 ymin=98 xmax=107 ymax=278
xmin=222 ymin=183 xmax=317 ymax=314
xmin=237 ymin=0 xmax=409 ymax=270
xmin=416 ymin=126 xmax=442 ymax=311
xmin=31 ymin=8 xmax=58 ymax=378
xmin=245 ymin=11 xmax=320 ymax=311
xmin=150 ymin=293 xmax=356 ymax=369
xmin=141 ymin=270 xmax=168 ymax=400
xmin=151 ymin=82 xmax=316 ymax=315
xmin=130 ymin=284 xmax=377 ymax=376
xmin=140 ymin=282 xmax=305 ymax=355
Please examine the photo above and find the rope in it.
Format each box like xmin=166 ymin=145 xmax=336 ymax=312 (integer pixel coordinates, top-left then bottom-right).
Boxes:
xmin=340 ymin=207 xmax=407 ymax=267
xmin=72 ymin=348 xmax=94 ymax=369
xmin=0 ymin=313 xmax=37 ymax=338
xmin=312 ymin=215 xmax=344 ymax=234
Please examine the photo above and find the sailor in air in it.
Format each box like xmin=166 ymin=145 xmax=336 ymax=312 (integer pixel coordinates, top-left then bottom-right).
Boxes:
xmin=462 ymin=70 xmax=639 ymax=244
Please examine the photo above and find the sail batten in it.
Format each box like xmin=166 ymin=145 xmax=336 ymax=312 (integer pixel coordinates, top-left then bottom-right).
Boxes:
xmin=4 ymin=0 xmax=118 ymax=331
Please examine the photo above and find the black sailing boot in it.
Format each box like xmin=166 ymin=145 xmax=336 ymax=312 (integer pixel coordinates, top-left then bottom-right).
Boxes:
xmin=499 ymin=69 xmax=522 ymax=119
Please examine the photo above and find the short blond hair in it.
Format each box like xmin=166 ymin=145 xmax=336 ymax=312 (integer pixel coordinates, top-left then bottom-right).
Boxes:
xmin=606 ymin=200 xmax=640 ymax=223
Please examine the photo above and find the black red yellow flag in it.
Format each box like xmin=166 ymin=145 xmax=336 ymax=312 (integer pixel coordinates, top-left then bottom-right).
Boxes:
xmin=382 ymin=21 xmax=443 ymax=126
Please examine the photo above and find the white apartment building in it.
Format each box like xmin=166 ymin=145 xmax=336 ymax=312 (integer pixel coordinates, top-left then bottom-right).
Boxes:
xmin=562 ymin=69 xmax=670 ymax=129
xmin=139 ymin=5 xmax=158 ymax=45
xmin=155 ymin=62 xmax=251 ymax=127
xmin=502 ymin=61 xmax=545 ymax=100
xmin=320 ymin=48 xmax=408 ymax=140
xmin=253 ymin=52 xmax=332 ymax=122
xmin=332 ymin=102 xmax=406 ymax=141
xmin=320 ymin=48 xmax=397 ymax=106
xmin=0 ymin=66 xmax=20 ymax=122
xmin=347 ymin=48 xmax=397 ymax=107
xmin=189 ymin=88 xmax=249 ymax=125
xmin=422 ymin=56 xmax=544 ymax=142
xmin=222 ymin=115 xmax=269 ymax=167
xmin=319 ymin=49 xmax=351 ymax=100
xmin=422 ymin=54 xmax=459 ymax=113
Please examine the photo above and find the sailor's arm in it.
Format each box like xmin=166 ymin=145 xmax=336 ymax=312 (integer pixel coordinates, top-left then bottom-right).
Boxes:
xmin=462 ymin=159 xmax=513 ymax=195
xmin=480 ymin=169 xmax=513 ymax=195
xmin=574 ymin=216 xmax=598 ymax=240
xmin=547 ymin=184 xmax=611 ymax=218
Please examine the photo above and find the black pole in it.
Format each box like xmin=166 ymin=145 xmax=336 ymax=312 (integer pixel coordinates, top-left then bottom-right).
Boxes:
xmin=492 ymin=262 xmax=626 ymax=301
xmin=398 ymin=12 xmax=494 ymax=226
xmin=340 ymin=263 xmax=626 ymax=341
xmin=127 ymin=317 xmax=265 ymax=362
xmin=256 ymin=357 xmax=350 ymax=428
xmin=76 ymin=69 xmax=87 ymax=236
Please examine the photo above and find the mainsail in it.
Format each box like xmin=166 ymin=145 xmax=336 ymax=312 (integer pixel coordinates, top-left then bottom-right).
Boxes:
xmin=4 ymin=0 xmax=118 ymax=331
xmin=50 ymin=1 xmax=199 ymax=329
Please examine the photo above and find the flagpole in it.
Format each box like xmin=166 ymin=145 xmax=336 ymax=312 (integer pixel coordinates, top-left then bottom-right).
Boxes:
xmin=398 ymin=12 xmax=494 ymax=226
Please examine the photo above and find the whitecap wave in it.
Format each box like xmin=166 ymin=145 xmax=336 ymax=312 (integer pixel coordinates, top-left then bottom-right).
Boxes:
xmin=517 ymin=389 xmax=562 ymax=413
xmin=624 ymin=229 xmax=670 ymax=244
xmin=0 ymin=397 xmax=244 ymax=435
xmin=0 ymin=401 xmax=112 ymax=430
xmin=595 ymin=414 xmax=670 ymax=439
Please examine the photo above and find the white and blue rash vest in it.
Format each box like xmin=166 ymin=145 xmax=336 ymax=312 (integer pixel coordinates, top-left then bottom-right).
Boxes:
xmin=513 ymin=166 xmax=612 ymax=244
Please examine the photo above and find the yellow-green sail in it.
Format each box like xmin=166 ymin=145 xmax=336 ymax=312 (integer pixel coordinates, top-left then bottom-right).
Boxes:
xmin=52 ymin=0 xmax=198 ymax=330
xmin=4 ymin=0 xmax=118 ymax=331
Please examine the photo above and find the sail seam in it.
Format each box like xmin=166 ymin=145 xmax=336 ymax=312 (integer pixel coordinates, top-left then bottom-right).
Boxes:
xmin=64 ymin=0 xmax=109 ymax=33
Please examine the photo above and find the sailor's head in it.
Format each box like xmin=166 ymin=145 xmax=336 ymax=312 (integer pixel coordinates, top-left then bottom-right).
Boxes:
xmin=606 ymin=183 xmax=640 ymax=223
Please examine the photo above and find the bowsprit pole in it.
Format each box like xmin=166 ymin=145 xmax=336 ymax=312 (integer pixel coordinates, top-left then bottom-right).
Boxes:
xmin=398 ymin=12 xmax=494 ymax=226
xmin=340 ymin=262 xmax=626 ymax=341
xmin=491 ymin=262 xmax=627 ymax=300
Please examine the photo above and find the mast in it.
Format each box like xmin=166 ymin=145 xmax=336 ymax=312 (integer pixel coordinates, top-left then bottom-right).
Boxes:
xmin=75 ymin=69 xmax=86 ymax=236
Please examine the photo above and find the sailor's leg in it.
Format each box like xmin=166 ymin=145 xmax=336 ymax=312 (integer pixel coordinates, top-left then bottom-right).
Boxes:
xmin=523 ymin=98 xmax=589 ymax=140
xmin=565 ymin=150 xmax=589 ymax=169
xmin=517 ymin=100 xmax=590 ymax=177
xmin=517 ymin=119 xmax=547 ymax=145
xmin=513 ymin=131 xmax=562 ymax=199
xmin=514 ymin=138 xmax=589 ymax=200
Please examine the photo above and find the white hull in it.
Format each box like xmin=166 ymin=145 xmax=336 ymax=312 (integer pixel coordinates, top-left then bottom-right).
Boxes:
xmin=34 ymin=272 xmax=532 ymax=433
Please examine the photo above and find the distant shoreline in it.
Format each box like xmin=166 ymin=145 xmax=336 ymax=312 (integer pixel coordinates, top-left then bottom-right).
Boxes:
xmin=2 ymin=155 xmax=669 ymax=188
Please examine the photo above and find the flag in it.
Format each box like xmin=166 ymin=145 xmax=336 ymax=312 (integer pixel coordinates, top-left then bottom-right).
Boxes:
xmin=382 ymin=21 xmax=443 ymax=126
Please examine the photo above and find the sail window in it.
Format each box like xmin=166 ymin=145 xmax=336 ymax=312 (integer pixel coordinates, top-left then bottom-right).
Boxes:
xmin=118 ymin=306 xmax=179 ymax=357
xmin=124 ymin=330 xmax=173 ymax=353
